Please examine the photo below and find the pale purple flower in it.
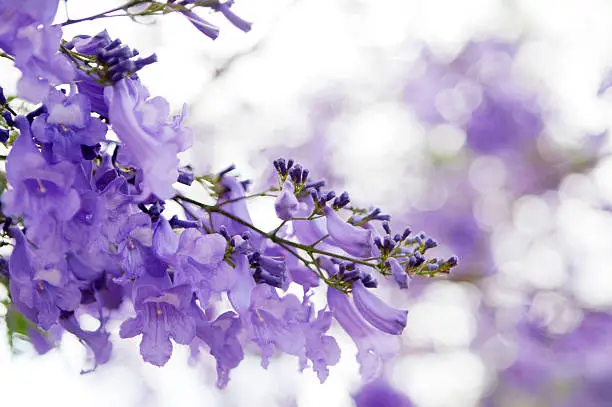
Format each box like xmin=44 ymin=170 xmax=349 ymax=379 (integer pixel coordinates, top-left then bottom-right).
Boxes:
xmin=104 ymin=78 xmax=193 ymax=200
xmin=275 ymin=180 xmax=300 ymax=221
xmin=31 ymin=89 xmax=107 ymax=161
xmin=353 ymin=379 xmax=413 ymax=407
xmin=324 ymin=206 xmax=373 ymax=258
xmin=194 ymin=308 xmax=244 ymax=388
xmin=0 ymin=8 xmax=73 ymax=102
xmin=8 ymin=227 xmax=81 ymax=330
xmin=352 ymin=280 xmax=408 ymax=335
xmin=120 ymin=276 xmax=196 ymax=366
xmin=327 ymin=287 xmax=401 ymax=382
xmin=59 ymin=312 xmax=112 ymax=368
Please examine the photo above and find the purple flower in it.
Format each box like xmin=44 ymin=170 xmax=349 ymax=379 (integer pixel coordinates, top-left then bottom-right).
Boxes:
xmin=3 ymin=117 xmax=80 ymax=231
xmin=31 ymin=89 xmax=107 ymax=161
xmin=292 ymin=195 xmax=333 ymax=250
xmin=213 ymin=0 xmax=252 ymax=32
xmin=8 ymin=227 xmax=81 ymax=330
xmin=194 ymin=309 xmax=244 ymax=388
xmin=1 ymin=0 xmax=60 ymax=26
xmin=120 ymin=276 xmax=196 ymax=366
xmin=353 ymin=379 xmax=413 ymax=407
xmin=227 ymin=253 xmax=256 ymax=314
xmin=0 ymin=8 xmax=73 ymax=102
xmin=301 ymin=308 xmax=341 ymax=383
xmin=388 ymin=258 xmax=410 ymax=289
xmin=104 ymin=78 xmax=193 ymax=200
xmin=242 ymin=285 xmax=306 ymax=368
xmin=324 ymin=206 xmax=373 ymax=258
xmin=352 ymin=280 xmax=408 ymax=335
xmin=59 ymin=312 xmax=112 ymax=368
xmin=327 ymin=287 xmax=400 ymax=382
xmin=275 ymin=180 xmax=299 ymax=221
xmin=179 ymin=9 xmax=220 ymax=40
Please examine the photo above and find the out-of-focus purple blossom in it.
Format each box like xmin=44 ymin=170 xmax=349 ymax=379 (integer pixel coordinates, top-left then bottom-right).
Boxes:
xmin=353 ymin=379 xmax=413 ymax=407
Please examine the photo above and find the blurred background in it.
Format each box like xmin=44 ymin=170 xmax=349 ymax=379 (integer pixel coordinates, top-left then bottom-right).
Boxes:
xmin=2 ymin=0 xmax=612 ymax=406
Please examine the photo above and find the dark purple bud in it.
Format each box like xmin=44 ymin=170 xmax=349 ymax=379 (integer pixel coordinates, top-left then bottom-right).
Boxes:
xmin=98 ymin=45 xmax=133 ymax=61
xmin=169 ymin=215 xmax=199 ymax=229
xmin=361 ymin=274 xmax=378 ymax=288
xmin=286 ymin=158 xmax=294 ymax=170
xmin=218 ymin=164 xmax=236 ymax=177
xmin=2 ymin=111 xmax=14 ymax=126
xmin=81 ymin=144 xmax=101 ymax=160
xmin=383 ymin=236 xmax=395 ymax=252
xmin=241 ymin=231 xmax=251 ymax=240
xmin=310 ymin=188 xmax=320 ymax=202
xmin=0 ymin=87 xmax=6 ymax=105
xmin=0 ymin=129 xmax=9 ymax=143
xmin=427 ymin=263 xmax=439 ymax=271
xmin=26 ymin=105 xmax=47 ymax=123
xmin=393 ymin=233 xmax=401 ymax=242
xmin=240 ymin=179 xmax=252 ymax=191
xmin=424 ymin=238 xmax=438 ymax=250
xmin=253 ymin=268 xmax=284 ymax=288
xmin=306 ymin=180 xmax=326 ymax=190
xmin=219 ymin=225 xmax=231 ymax=240
xmin=177 ymin=168 xmax=195 ymax=185
xmin=382 ymin=221 xmax=391 ymax=235
xmin=148 ymin=201 xmax=165 ymax=219
xmin=134 ymin=54 xmax=158 ymax=71
xmin=290 ymin=164 xmax=303 ymax=184
xmin=401 ymin=227 xmax=411 ymax=240
xmin=324 ymin=191 xmax=336 ymax=202
xmin=446 ymin=256 xmax=458 ymax=267
xmin=301 ymin=168 xmax=310 ymax=183
xmin=332 ymin=191 xmax=350 ymax=209
xmin=374 ymin=236 xmax=383 ymax=250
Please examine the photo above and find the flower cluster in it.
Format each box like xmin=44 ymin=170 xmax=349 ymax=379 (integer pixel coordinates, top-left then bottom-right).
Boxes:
xmin=0 ymin=0 xmax=455 ymax=388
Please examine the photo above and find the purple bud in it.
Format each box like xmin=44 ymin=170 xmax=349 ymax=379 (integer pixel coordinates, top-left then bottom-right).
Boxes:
xmin=388 ymin=258 xmax=410 ymax=289
xmin=169 ymin=215 xmax=199 ymax=229
xmin=2 ymin=111 xmax=14 ymax=126
xmin=382 ymin=221 xmax=391 ymax=235
xmin=0 ymin=129 xmax=9 ymax=143
xmin=306 ymin=180 xmax=326 ymax=190
xmin=177 ymin=168 xmax=195 ymax=185
xmin=218 ymin=164 xmax=236 ymax=177
xmin=275 ymin=180 xmax=299 ymax=221
xmin=401 ymin=228 xmax=411 ymax=240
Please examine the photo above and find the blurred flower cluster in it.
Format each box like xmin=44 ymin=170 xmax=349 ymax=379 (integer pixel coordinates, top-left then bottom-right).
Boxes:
xmin=280 ymin=38 xmax=612 ymax=406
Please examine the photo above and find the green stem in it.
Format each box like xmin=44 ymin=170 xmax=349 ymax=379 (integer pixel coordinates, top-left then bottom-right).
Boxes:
xmin=176 ymin=194 xmax=377 ymax=268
